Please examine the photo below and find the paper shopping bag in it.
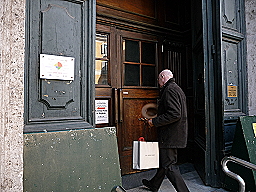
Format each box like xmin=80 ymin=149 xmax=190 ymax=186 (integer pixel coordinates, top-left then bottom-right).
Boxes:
xmin=133 ymin=141 xmax=159 ymax=170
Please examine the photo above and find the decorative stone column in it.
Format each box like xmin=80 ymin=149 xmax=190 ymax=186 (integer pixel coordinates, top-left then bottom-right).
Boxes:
xmin=0 ymin=0 xmax=25 ymax=191
xmin=245 ymin=0 xmax=256 ymax=115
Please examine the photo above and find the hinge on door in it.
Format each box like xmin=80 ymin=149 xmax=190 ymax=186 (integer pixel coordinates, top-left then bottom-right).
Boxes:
xmin=211 ymin=44 xmax=216 ymax=54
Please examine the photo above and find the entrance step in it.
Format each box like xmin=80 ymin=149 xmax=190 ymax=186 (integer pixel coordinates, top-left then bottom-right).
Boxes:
xmin=122 ymin=163 xmax=228 ymax=192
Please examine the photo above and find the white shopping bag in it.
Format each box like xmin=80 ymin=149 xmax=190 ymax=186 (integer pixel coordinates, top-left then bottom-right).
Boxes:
xmin=133 ymin=141 xmax=159 ymax=170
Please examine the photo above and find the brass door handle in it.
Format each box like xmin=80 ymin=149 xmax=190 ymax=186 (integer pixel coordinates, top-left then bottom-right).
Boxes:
xmin=114 ymin=88 xmax=119 ymax=123
xmin=114 ymin=88 xmax=123 ymax=123
xmin=119 ymin=89 xmax=123 ymax=123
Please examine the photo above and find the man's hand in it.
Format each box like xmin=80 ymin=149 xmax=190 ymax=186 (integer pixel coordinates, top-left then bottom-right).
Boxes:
xmin=147 ymin=118 xmax=154 ymax=127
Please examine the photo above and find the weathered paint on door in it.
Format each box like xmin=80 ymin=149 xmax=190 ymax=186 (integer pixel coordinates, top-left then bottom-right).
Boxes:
xmin=191 ymin=0 xmax=247 ymax=187
xmin=25 ymin=0 xmax=95 ymax=132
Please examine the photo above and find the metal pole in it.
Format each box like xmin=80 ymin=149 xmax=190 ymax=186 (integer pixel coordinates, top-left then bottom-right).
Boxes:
xmin=221 ymin=156 xmax=256 ymax=192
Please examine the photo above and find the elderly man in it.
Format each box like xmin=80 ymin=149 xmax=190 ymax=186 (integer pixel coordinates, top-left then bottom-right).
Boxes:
xmin=143 ymin=69 xmax=189 ymax=192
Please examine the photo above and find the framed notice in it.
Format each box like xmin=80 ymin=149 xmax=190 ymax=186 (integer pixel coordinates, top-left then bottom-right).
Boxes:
xmin=227 ymin=85 xmax=237 ymax=97
xmin=40 ymin=54 xmax=75 ymax=80
xmin=95 ymin=100 xmax=109 ymax=124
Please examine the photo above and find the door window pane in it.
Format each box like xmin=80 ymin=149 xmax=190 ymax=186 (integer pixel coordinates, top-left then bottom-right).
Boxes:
xmin=124 ymin=40 xmax=140 ymax=63
xmin=95 ymin=60 xmax=108 ymax=85
xmin=142 ymin=65 xmax=155 ymax=86
xmin=142 ymin=42 xmax=155 ymax=64
xmin=123 ymin=38 xmax=157 ymax=87
xmin=95 ymin=33 xmax=109 ymax=85
xmin=124 ymin=64 xmax=140 ymax=86
xmin=95 ymin=34 xmax=108 ymax=58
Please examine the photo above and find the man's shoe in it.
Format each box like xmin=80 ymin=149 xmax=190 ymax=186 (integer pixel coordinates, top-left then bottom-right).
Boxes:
xmin=142 ymin=179 xmax=158 ymax=192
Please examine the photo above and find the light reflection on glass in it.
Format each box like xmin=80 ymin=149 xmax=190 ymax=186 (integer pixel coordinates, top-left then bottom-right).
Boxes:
xmin=95 ymin=33 xmax=109 ymax=85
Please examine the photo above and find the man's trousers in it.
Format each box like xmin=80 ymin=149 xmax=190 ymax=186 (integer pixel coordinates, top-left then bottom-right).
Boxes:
xmin=149 ymin=148 xmax=189 ymax=192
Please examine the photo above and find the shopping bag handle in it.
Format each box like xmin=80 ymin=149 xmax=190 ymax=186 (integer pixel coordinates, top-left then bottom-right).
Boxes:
xmin=138 ymin=137 xmax=145 ymax=141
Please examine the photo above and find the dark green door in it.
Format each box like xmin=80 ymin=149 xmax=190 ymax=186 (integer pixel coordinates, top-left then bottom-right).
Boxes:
xmin=191 ymin=0 xmax=222 ymax=186
xmin=25 ymin=0 xmax=96 ymax=132
xmin=220 ymin=0 xmax=247 ymax=187
xmin=191 ymin=0 xmax=247 ymax=187
xmin=191 ymin=0 xmax=210 ymax=184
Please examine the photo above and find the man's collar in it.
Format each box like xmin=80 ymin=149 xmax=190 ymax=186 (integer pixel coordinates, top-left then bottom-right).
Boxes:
xmin=160 ymin=78 xmax=175 ymax=90
xmin=164 ymin=78 xmax=175 ymax=86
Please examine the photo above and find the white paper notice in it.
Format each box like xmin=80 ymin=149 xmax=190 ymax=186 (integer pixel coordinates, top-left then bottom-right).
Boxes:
xmin=95 ymin=100 xmax=109 ymax=124
xmin=40 ymin=54 xmax=75 ymax=80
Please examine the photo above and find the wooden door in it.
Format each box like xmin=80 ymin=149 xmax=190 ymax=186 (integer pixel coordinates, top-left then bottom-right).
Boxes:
xmin=95 ymin=26 xmax=159 ymax=175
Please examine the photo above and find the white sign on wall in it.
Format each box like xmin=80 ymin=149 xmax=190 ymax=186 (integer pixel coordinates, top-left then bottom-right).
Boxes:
xmin=95 ymin=100 xmax=109 ymax=124
xmin=40 ymin=54 xmax=75 ymax=80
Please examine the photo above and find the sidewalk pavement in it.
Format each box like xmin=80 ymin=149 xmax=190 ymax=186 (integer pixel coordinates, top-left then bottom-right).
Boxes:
xmin=122 ymin=163 xmax=229 ymax=192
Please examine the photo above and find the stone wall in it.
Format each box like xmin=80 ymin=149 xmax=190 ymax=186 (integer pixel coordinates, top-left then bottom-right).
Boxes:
xmin=245 ymin=0 xmax=256 ymax=115
xmin=0 ymin=0 xmax=25 ymax=191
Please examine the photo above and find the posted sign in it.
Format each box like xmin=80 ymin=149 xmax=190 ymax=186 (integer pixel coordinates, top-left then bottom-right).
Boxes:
xmin=95 ymin=100 xmax=109 ymax=124
xmin=40 ymin=54 xmax=75 ymax=80
xmin=227 ymin=85 xmax=237 ymax=97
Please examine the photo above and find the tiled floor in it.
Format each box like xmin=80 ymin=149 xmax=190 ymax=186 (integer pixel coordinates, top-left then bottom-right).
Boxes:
xmin=122 ymin=163 xmax=229 ymax=192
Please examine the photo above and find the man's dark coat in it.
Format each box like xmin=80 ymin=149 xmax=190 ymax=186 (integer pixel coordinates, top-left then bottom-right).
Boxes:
xmin=152 ymin=78 xmax=188 ymax=149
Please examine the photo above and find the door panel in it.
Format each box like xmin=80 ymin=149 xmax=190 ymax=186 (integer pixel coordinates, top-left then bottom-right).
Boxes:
xmin=119 ymin=89 xmax=158 ymax=174
xmin=221 ymin=0 xmax=247 ymax=153
xmin=95 ymin=26 xmax=159 ymax=174
xmin=191 ymin=0 xmax=247 ymax=187
xmin=193 ymin=41 xmax=206 ymax=181
xmin=32 ymin=0 xmax=82 ymax=118
xmin=191 ymin=0 xmax=208 ymax=184
xmin=119 ymin=98 xmax=158 ymax=174
xmin=25 ymin=0 xmax=95 ymax=132
xmin=119 ymin=32 xmax=159 ymax=174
